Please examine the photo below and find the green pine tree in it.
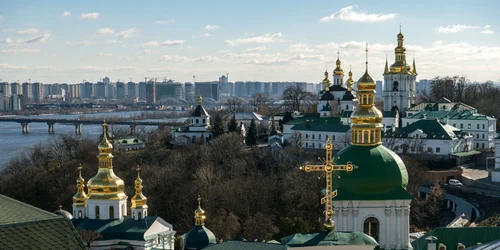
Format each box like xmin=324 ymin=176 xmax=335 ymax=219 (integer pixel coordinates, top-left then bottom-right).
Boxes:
xmin=245 ymin=118 xmax=258 ymax=146
xmin=212 ymin=114 xmax=225 ymax=138
xmin=279 ymin=112 xmax=293 ymax=131
xmin=228 ymin=114 xmax=238 ymax=132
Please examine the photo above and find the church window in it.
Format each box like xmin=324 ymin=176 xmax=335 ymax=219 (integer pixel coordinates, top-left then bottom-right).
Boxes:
xmin=457 ymin=243 xmax=465 ymax=250
xmin=482 ymin=134 xmax=485 ymax=139
xmin=427 ymin=147 xmax=432 ymax=152
xmin=138 ymin=212 xmax=142 ymax=220
xmin=78 ymin=210 xmax=82 ymax=219
xmin=346 ymin=105 xmax=349 ymax=110
xmin=202 ymin=119 xmax=205 ymax=124
xmin=476 ymin=134 xmax=479 ymax=139
xmin=319 ymin=143 xmax=322 ymax=148
xmin=95 ymin=206 xmax=100 ymax=219
xmin=312 ymin=143 xmax=315 ymax=148
xmin=453 ymin=123 xmax=456 ymax=127
xmin=132 ymin=211 xmax=135 ymax=219
xmin=411 ymin=146 xmax=415 ymax=152
xmin=305 ymin=142 xmax=308 ymax=147
xmin=482 ymin=124 xmax=485 ymax=129
xmin=363 ymin=131 xmax=369 ymax=143
xmin=476 ymin=143 xmax=479 ymax=148
xmin=363 ymin=95 xmax=368 ymax=105
xmin=482 ymin=143 xmax=485 ymax=149
xmin=468 ymin=124 xmax=471 ymax=129
xmin=319 ymin=134 xmax=322 ymax=140
xmin=363 ymin=217 xmax=379 ymax=242
xmin=392 ymin=81 xmax=399 ymax=91
xmin=332 ymin=135 xmax=336 ymax=141
xmin=312 ymin=134 xmax=315 ymax=140
xmin=109 ymin=206 xmax=114 ymax=219
xmin=436 ymin=147 xmax=441 ymax=153
xmin=460 ymin=124 xmax=463 ymax=129
xmin=306 ymin=134 xmax=309 ymax=139
xmin=477 ymin=124 xmax=480 ymax=129
xmin=438 ymin=245 xmax=446 ymax=250
xmin=196 ymin=119 xmax=199 ymax=124
xmin=367 ymin=96 xmax=372 ymax=105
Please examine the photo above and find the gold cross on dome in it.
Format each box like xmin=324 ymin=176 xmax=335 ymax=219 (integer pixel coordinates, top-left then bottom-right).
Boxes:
xmin=299 ymin=139 xmax=356 ymax=231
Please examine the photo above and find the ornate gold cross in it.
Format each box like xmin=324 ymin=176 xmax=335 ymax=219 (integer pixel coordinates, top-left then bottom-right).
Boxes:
xmin=299 ymin=139 xmax=356 ymax=230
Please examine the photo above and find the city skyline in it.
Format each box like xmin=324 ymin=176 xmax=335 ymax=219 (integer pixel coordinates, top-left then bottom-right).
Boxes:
xmin=1 ymin=0 xmax=499 ymax=84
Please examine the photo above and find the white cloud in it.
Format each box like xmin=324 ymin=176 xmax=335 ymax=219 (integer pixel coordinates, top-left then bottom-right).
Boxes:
xmin=80 ymin=12 xmax=99 ymax=20
xmin=432 ymin=40 xmax=443 ymax=46
xmin=193 ymin=32 xmax=212 ymax=38
xmin=160 ymin=40 xmax=185 ymax=46
xmin=0 ymin=15 xmax=3 ymax=24
xmin=436 ymin=24 xmax=479 ymax=33
xmin=480 ymin=30 xmax=494 ymax=35
xmin=142 ymin=40 xmax=160 ymax=47
xmin=3 ymin=33 xmax=52 ymax=45
xmin=316 ymin=41 xmax=393 ymax=53
xmin=181 ymin=46 xmax=195 ymax=50
xmin=96 ymin=28 xmax=115 ymax=36
xmin=1 ymin=48 xmax=40 ymax=53
xmin=146 ymin=67 xmax=177 ymax=72
xmin=17 ymin=28 xmax=40 ymax=35
xmin=60 ymin=11 xmax=71 ymax=18
xmin=73 ymin=66 xmax=137 ymax=73
xmin=64 ymin=40 xmax=91 ymax=46
xmin=105 ymin=40 xmax=122 ymax=44
xmin=288 ymin=43 xmax=315 ymax=53
xmin=139 ymin=49 xmax=151 ymax=55
xmin=160 ymin=55 xmax=218 ymax=62
xmin=0 ymin=63 xmax=27 ymax=72
xmin=225 ymin=33 xmax=285 ymax=46
xmin=320 ymin=6 xmax=395 ymax=22
xmin=1 ymin=37 xmax=13 ymax=44
xmin=156 ymin=19 xmax=175 ymax=25
xmin=484 ymin=25 xmax=491 ymax=29
xmin=246 ymin=46 xmax=266 ymax=52
xmin=116 ymin=27 xmax=137 ymax=38
xmin=204 ymin=25 xmax=220 ymax=30
xmin=97 ymin=53 xmax=113 ymax=56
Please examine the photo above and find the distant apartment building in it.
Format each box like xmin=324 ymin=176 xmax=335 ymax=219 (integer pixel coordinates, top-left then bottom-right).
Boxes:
xmin=116 ymin=82 xmax=125 ymax=99
xmin=0 ymin=93 xmax=21 ymax=111
xmin=32 ymin=82 xmax=43 ymax=103
xmin=106 ymin=83 xmax=115 ymax=99
xmin=219 ymin=74 xmax=233 ymax=97
xmin=416 ymin=79 xmax=432 ymax=96
xmin=375 ymin=80 xmax=384 ymax=100
xmin=127 ymin=81 xmax=137 ymax=99
xmin=184 ymin=82 xmax=194 ymax=103
xmin=10 ymin=82 xmax=21 ymax=95
xmin=103 ymin=76 xmax=110 ymax=84
xmin=156 ymin=81 xmax=184 ymax=102
xmin=82 ymin=82 xmax=93 ymax=99
xmin=22 ymin=82 xmax=32 ymax=104
xmin=138 ymin=81 xmax=147 ymax=101
xmin=67 ymin=84 xmax=80 ymax=99
xmin=195 ymin=82 xmax=219 ymax=101
xmin=95 ymin=82 xmax=107 ymax=99
xmin=145 ymin=81 xmax=156 ymax=104
xmin=0 ymin=82 xmax=11 ymax=96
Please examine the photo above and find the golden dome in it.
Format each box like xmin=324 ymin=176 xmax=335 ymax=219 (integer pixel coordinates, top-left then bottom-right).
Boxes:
xmin=333 ymin=54 xmax=344 ymax=75
xmin=131 ymin=166 xmax=147 ymax=209
xmin=397 ymin=32 xmax=404 ymax=39
xmin=72 ymin=164 xmax=87 ymax=205
xmin=86 ymin=122 xmax=127 ymax=200
xmin=346 ymin=68 xmax=354 ymax=91
xmin=194 ymin=195 xmax=206 ymax=226
xmin=197 ymin=95 xmax=203 ymax=105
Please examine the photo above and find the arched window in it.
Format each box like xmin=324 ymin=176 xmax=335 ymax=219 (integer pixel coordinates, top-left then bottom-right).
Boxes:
xmin=78 ymin=210 xmax=82 ymax=219
xmin=393 ymin=81 xmax=399 ymax=91
xmin=346 ymin=105 xmax=349 ymax=110
xmin=368 ymin=96 xmax=372 ymax=105
xmin=138 ymin=212 xmax=142 ymax=220
xmin=109 ymin=206 xmax=114 ymax=219
xmin=202 ymin=119 xmax=205 ymax=124
xmin=363 ymin=217 xmax=379 ymax=242
xmin=95 ymin=206 xmax=100 ymax=219
xmin=196 ymin=119 xmax=199 ymax=124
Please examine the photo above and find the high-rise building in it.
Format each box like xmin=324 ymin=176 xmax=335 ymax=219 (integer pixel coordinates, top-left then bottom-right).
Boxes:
xmin=103 ymin=76 xmax=110 ymax=85
xmin=116 ymin=82 xmax=125 ymax=99
xmin=32 ymin=82 xmax=43 ymax=103
xmin=145 ymin=81 xmax=156 ymax=104
xmin=95 ymin=82 xmax=107 ymax=99
xmin=106 ymin=83 xmax=115 ymax=99
xmin=127 ymin=81 xmax=136 ymax=100
xmin=10 ymin=82 xmax=21 ymax=95
xmin=22 ymin=82 xmax=32 ymax=104
xmin=184 ymin=82 xmax=194 ymax=103
xmin=0 ymin=82 xmax=11 ymax=96
xmin=219 ymin=74 xmax=233 ymax=97
xmin=375 ymin=80 xmax=383 ymax=100
xmin=138 ymin=81 xmax=147 ymax=101
xmin=83 ymin=82 xmax=94 ymax=99
xmin=195 ymin=82 xmax=219 ymax=101
xmin=68 ymin=84 xmax=80 ymax=99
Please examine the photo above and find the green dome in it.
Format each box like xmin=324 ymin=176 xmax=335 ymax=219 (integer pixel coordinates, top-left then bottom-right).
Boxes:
xmin=184 ymin=226 xmax=216 ymax=250
xmin=331 ymin=145 xmax=411 ymax=200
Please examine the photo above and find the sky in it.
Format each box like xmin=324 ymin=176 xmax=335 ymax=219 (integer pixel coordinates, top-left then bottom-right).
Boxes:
xmin=0 ymin=0 xmax=499 ymax=84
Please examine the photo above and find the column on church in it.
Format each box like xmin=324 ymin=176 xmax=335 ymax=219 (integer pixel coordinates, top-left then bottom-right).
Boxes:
xmin=384 ymin=208 xmax=391 ymax=248
xmin=396 ymin=208 xmax=402 ymax=249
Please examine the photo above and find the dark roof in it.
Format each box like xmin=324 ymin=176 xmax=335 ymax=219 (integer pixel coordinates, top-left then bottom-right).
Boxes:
xmin=384 ymin=119 xmax=468 ymax=140
xmin=330 ymin=84 xmax=348 ymax=92
xmin=184 ymin=225 xmax=216 ymax=249
xmin=72 ymin=216 xmax=169 ymax=241
xmin=290 ymin=117 xmax=350 ymax=133
xmin=407 ymin=109 xmax=494 ymax=121
xmin=320 ymin=102 xmax=332 ymax=112
xmin=192 ymin=105 xmax=209 ymax=117
xmin=382 ymin=110 xmax=398 ymax=118
xmin=466 ymin=239 xmax=500 ymax=250
xmin=203 ymin=241 xmax=286 ymax=250
xmin=0 ymin=194 xmax=85 ymax=250
xmin=320 ymin=91 xmax=334 ymax=101
xmin=342 ymin=90 xmax=355 ymax=101
xmin=412 ymin=227 xmax=500 ymax=250
xmin=340 ymin=110 xmax=353 ymax=118
xmin=282 ymin=230 xmax=378 ymax=247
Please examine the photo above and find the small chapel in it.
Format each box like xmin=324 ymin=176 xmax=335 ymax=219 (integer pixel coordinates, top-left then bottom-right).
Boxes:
xmin=68 ymin=122 xmax=176 ymax=249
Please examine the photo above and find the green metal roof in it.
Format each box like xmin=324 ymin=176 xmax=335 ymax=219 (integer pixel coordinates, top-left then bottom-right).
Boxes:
xmin=329 ymin=145 xmax=412 ymax=200
xmin=0 ymin=194 xmax=85 ymax=250
xmin=407 ymin=109 xmax=494 ymax=121
xmin=382 ymin=110 xmax=398 ymax=118
xmin=451 ymin=150 xmax=481 ymax=157
xmin=282 ymin=230 xmax=378 ymax=247
xmin=411 ymin=227 xmax=500 ymax=250
xmin=184 ymin=225 xmax=216 ymax=249
xmin=384 ymin=119 xmax=468 ymax=140
xmin=203 ymin=241 xmax=286 ymax=250
xmin=72 ymin=216 xmax=168 ymax=241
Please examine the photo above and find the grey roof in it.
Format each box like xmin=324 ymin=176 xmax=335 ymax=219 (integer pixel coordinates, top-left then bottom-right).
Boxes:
xmin=0 ymin=194 xmax=85 ymax=250
xmin=384 ymin=119 xmax=468 ymax=140
xmin=203 ymin=241 xmax=287 ymax=250
xmin=192 ymin=105 xmax=209 ymax=117
xmin=320 ymin=91 xmax=335 ymax=101
xmin=282 ymin=231 xmax=378 ymax=247
xmin=342 ymin=91 xmax=355 ymax=101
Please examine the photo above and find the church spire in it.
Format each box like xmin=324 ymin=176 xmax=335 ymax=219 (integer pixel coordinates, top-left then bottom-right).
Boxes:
xmin=131 ymin=166 xmax=148 ymax=220
xmin=72 ymin=164 xmax=87 ymax=206
xmin=322 ymin=68 xmax=331 ymax=92
xmin=412 ymin=56 xmax=417 ymax=75
xmin=350 ymin=44 xmax=383 ymax=146
xmin=384 ymin=56 xmax=390 ymax=74
xmin=194 ymin=195 xmax=206 ymax=226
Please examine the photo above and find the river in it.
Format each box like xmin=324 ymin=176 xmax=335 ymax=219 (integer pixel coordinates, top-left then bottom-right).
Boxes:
xmin=0 ymin=111 xmax=188 ymax=169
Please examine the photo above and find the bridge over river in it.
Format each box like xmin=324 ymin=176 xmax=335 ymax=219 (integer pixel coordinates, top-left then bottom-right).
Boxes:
xmin=0 ymin=117 xmax=183 ymax=135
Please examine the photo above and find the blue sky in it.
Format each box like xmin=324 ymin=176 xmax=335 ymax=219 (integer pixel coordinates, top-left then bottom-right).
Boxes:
xmin=0 ymin=0 xmax=499 ymax=83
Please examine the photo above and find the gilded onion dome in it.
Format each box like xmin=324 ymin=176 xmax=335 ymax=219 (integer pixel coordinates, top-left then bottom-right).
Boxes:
xmin=194 ymin=195 xmax=206 ymax=226
xmin=72 ymin=164 xmax=87 ymax=205
xmin=131 ymin=167 xmax=147 ymax=209
xmin=86 ymin=122 xmax=127 ymax=200
xmin=390 ymin=30 xmax=413 ymax=74
xmin=333 ymin=52 xmax=344 ymax=76
xmin=197 ymin=95 xmax=203 ymax=105
xmin=350 ymin=44 xmax=383 ymax=146
xmin=322 ymin=69 xmax=331 ymax=92
xmin=345 ymin=67 xmax=354 ymax=92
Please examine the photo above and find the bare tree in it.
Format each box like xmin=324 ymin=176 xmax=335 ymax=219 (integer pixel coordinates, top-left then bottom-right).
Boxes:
xmin=250 ymin=93 xmax=272 ymax=113
xmin=282 ymin=86 xmax=315 ymax=112
xmin=224 ymin=97 xmax=244 ymax=113
xmin=78 ymin=228 xmax=102 ymax=249
xmin=337 ymin=133 xmax=352 ymax=149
